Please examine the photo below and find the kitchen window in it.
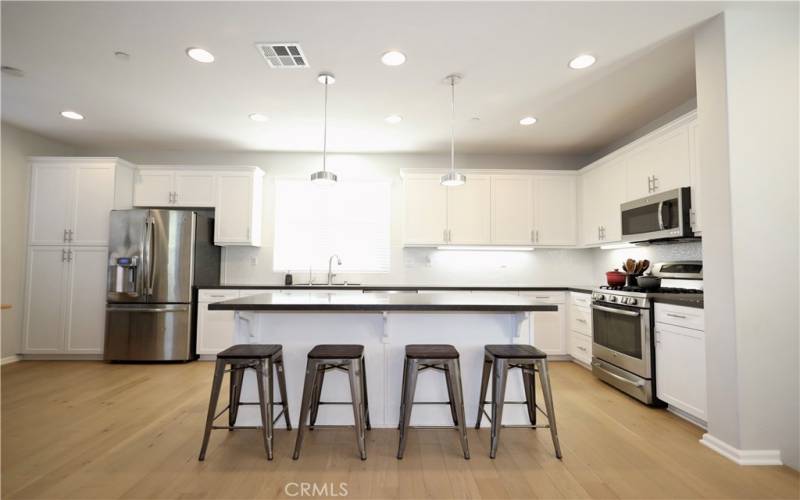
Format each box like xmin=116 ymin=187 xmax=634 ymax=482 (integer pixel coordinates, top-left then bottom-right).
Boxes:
xmin=273 ymin=178 xmax=391 ymax=273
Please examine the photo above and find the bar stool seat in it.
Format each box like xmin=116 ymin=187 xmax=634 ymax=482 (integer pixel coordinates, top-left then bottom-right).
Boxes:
xmin=397 ymin=344 xmax=469 ymax=460
xmin=294 ymin=344 xmax=371 ymax=460
xmin=308 ymin=344 xmax=364 ymax=359
xmin=484 ymin=344 xmax=546 ymax=359
xmin=476 ymin=344 xmax=562 ymax=460
xmin=199 ymin=344 xmax=291 ymax=461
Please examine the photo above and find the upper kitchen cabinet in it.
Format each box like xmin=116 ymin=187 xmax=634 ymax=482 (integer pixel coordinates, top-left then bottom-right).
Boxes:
xmin=447 ymin=174 xmax=491 ymax=244
xmin=403 ymin=174 xmax=448 ymax=245
xmin=533 ymin=175 xmax=577 ymax=246
xmin=214 ymin=168 xmax=264 ymax=246
xmin=491 ymin=175 xmax=534 ymax=245
xmin=28 ymin=157 xmax=135 ymax=246
xmin=625 ymin=118 xmax=693 ymax=200
xmin=134 ymin=167 xmax=216 ymax=207
xmin=580 ymin=157 xmax=626 ymax=245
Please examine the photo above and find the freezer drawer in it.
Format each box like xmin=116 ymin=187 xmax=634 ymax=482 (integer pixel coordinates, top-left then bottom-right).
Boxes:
xmin=104 ymin=304 xmax=192 ymax=361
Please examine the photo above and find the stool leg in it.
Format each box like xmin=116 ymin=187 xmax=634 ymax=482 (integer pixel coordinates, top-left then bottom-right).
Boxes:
xmin=293 ymin=358 xmax=318 ymax=460
xmin=199 ymin=359 xmax=226 ymax=461
xmin=275 ymin=355 xmax=292 ymax=430
xmin=255 ymin=360 xmax=273 ymax=460
xmin=443 ymin=363 xmax=459 ymax=426
xmin=397 ymin=358 xmax=409 ymax=430
xmin=309 ymin=364 xmax=326 ymax=428
xmin=449 ymin=359 xmax=470 ymax=460
xmin=490 ymin=358 xmax=509 ymax=459
xmin=229 ymin=364 xmax=245 ymax=429
xmin=475 ymin=357 xmax=492 ymax=429
xmin=537 ymin=359 xmax=562 ymax=459
xmin=360 ymin=356 xmax=372 ymax=431
xmin=348 ymin=358 xmax=367 ymax=460
xmin=522 ymin=365 xmax=537 ymax=426
xmin=397 ymin=358 xmax=418 ymax=459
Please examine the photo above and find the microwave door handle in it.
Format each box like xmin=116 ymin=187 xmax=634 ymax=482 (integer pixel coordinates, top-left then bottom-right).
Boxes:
xmin=591 ymin=304 xmax=641 ymax=317
xmin=657 ymin=201 xmax=665 ymax=230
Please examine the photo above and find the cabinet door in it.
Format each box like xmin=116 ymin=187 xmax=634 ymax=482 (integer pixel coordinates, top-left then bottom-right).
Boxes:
xmin=71 ymin=164 xmax=115 ymax=245
xmin=491 ymin=176 xmax=533 ymax=245
xmin=403 ymin=175 xmax=448 ymax=245
xmin=528 ymin=305 xmax=565 ymax=355
xmin=534 ymin=176 xmax=577 ymax=246
xmin=196 ymin=303 xmax=237 ymax=355
xmin=23 ymin=247 xmax=68 ymax=352
xmin=655 ymin=323 xmax=707 ymax=420
xmin=29 ymin=163 xmax=73 ymax=245
xmin=580 ymin=168 xmax=602 ymax=245
xmin=215 ymin=173 xmax=254 ymax=244
xmin=64 ymin=247 xmax=108 ymax=353
xmin=626 ymin=126 xmax=691 ymax=200
xmin=601 ymin=158 xmax=627 ymax=243
xmin=447 ymin=175 xmax=491 ymax=244
xmin=134 ymin=170 xmax=173 ymax=206
xmin=174 ymin=171 xmax=216 ymax=207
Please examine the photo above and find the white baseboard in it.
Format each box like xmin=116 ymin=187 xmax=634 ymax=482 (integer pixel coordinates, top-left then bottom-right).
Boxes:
xmin=700 ymin=433 xmax=782 ymax=466
xmin=1 ymin=355 xmax=21 ymax=366
xmin=19 ymin=354 xmax=103 ymax=361
xmin=667 ymin=405 xmax=707 ymax=430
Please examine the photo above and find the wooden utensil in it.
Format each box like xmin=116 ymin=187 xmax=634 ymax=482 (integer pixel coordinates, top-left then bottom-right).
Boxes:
xmin=625 ymin=258 xmax=636 ymax=274
xmin=641 ymin=259 xmax=650 ymax=274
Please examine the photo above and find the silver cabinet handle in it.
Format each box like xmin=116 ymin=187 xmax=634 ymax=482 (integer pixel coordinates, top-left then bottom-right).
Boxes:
xmin=576 ymin=318 xmax=587 ymax=323
xmin=652 ymin=175 xmax=659 ymax=191
xmin=173 ymin=191 xmax=178 ymax=204
xmin=577 ymin=345 xmax=588 ymax=352
xmin=647 ymin=175 xmax=653 ymax=193
xmin=67 ymin=249 xmax=73 ymax=262
xmin=530 ymin=229 xmax=535 ymax=243
xmin=666 ymin=312 xmax=687 ymax=319
xmin=68 ymin=229 xmax=73 ymax=242
xmin=61 ymin=249 xmax=67 ymax=262
xmin=535 ymin=230 xmax=540 ymax=243
xmin=63 ymin=229 xmax=69 ymax=242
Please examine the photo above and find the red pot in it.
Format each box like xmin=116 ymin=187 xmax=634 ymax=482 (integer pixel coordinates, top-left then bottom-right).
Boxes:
xmin=606 ymin=270 xmax=626 ymax=286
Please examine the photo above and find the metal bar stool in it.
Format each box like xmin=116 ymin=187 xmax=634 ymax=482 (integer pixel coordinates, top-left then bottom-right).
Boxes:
xmin=397 ymin=344 xmax=469 ymax=460
xmin=475 ymin=344 xmax=562 ymax=459
xmin=199 ymin=344 xmax=291 ymax=461
xmin=293 ymin=344 xmax=371 ymax=460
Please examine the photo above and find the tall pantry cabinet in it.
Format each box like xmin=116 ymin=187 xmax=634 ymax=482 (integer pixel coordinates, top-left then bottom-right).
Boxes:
xmin=22 ymin=157 xmax=135 ymax=355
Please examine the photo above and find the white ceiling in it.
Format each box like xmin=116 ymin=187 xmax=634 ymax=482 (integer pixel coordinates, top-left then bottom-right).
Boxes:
xmin=1 ymin=2 xmax=725 ymax=155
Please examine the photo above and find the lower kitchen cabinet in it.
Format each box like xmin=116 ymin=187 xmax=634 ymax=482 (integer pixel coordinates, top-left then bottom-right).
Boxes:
xmin=522 ymin=292 xmax=566 ymax=355
xmin=196 ymin=290 xmax=240 ymax=355
xmin=23 ymin=246 xmax=107 ymax=354
xmin=655 ymin=303 xmax=707 ymax=422
xmin=568 ymin=292 xmax=592 ymax=366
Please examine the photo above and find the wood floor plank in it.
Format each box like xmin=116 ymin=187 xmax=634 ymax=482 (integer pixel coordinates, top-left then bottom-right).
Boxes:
xmin=2 ymin=360 xmax=797 ymax=499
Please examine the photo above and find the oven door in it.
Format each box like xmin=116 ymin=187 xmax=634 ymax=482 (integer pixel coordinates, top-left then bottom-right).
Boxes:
xmin=591 ymin=303 xmax=652 ymax=378
xmin=620 ymin=188 xmax=690 ymax=242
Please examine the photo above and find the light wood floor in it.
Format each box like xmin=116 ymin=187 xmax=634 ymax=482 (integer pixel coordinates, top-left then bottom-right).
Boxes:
xmin=2 ymin=361 xmax=797 ymax=499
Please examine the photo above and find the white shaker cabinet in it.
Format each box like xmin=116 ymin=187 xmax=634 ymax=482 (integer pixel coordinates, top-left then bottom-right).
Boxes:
xmin=491 ymin=176 xmax=533 ymax=245
xmin=533 ymin=175 xmax=577 ymax=246
xmin=626 ymin=125 xmax=692 ymax=200
xmin=173 ymin=171 xmax=217 ymax=206
xmin=447 ymin=175 xmax=491 ymax=244
xmin=522 ymin=292 xmax=566 ymax=355
xmin=214 ymin=169 xmax=264 ymax=246
xmin=403 ymin=174 xmax=448 ymax=245
xmin=580 ymin=158 xmax=626 ymax=245
xmin=28 ymin=157 xmax=134 ymax=246
xmin=22 ymin=247 xmax=69 ymax=353
xmin=64 ymin=247 xmax=109 ymax=353
xmin=134 ymin=167 xmax=216 ymax=207
xmin=196 ymin=290 xmax=240 ymax=355
xmin=567 ymin=292 xmax=592 ymax=366
xmin=133 ymin=169 xmax=174 ymax=206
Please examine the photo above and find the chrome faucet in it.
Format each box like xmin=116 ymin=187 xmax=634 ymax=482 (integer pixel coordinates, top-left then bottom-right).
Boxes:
xmin=327 ymin=254 xmax=342 ymax=285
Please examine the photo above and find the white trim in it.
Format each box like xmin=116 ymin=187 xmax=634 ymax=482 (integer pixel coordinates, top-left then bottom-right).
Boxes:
xmin=700 ymin=433 xmax=782 ymax=466
xmin=19 ymin=354 xmax=103 ymax=361
xmin=1 ymin=355 xmax=21 ymax=366
xmin=400 ymin=168 xmax=578 ymax=178
xmin=667 ymin=405 xmax=707 ymax=430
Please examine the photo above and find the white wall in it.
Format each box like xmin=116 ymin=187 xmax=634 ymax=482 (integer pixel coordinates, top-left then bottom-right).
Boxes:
xmin=1 ymin=122 xmax=77 ymax=359
xmin=695 ymin=6 xmax=799 ymax=468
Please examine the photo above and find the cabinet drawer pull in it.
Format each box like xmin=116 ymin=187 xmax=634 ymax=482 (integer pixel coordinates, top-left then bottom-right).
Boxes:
xmin=576 ymin=318 xmax=587 ymax=323
xmin=666 ymin=313 xmax=687 ymax=319
xmin=577 ymin=346 xmax=587 ymax=352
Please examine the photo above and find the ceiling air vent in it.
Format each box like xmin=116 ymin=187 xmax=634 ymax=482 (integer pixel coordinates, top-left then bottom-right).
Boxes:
xmin=256 ymin=43 xmax=309 ymax=68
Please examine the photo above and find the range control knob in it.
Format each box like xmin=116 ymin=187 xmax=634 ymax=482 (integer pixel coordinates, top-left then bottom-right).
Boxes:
xmin=620 ymin=297 xmax=629 ymax=304
xmin=609 ymin=296 xmax=617 ymax=302
xmin=629 ymin=298 xmax=638 ymax=305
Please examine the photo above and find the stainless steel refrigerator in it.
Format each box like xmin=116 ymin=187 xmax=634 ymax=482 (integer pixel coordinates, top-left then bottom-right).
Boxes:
xmin=104 ymin=209 xmax=220 ymax=361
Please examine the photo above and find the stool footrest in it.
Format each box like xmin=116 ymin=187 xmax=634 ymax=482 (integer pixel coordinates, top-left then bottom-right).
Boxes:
xmin=411 ymin=401 xmax=453 ymax=405
xmin=308 ymin=424 xmax=358 ymax=429
xmin=408 ymin=425 xmax=461 ymax=430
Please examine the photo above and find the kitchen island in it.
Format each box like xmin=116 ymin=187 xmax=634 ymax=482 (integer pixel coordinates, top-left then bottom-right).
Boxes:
xmin=209 ymin=291 xmax=557 ymax=428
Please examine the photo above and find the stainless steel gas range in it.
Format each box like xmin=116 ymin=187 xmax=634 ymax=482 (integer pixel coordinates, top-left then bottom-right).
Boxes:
xmin=590 ymin=261 xmax=703 ymax=405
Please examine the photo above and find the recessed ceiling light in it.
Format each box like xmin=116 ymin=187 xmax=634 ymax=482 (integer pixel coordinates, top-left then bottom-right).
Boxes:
xmin=385 ymin=115 xmax=402 ymax=124
xmin=381 ymin=51 xmax=406 ymax=66
xmin=60 ymin=110 xmax=84 ymax=120
xmin=519 ymin=116 xmax=537 ymax=126
xmin=186 ymin=47 xmax=215 ymax=63
xmin=569 ymin=54 xmax=596 ymax=69
xmin=249 ymin=113 xmax=269 ymax=122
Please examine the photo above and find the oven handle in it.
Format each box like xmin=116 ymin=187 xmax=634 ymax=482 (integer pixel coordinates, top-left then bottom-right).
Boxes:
xmin=591 ymin=304 xmax=641 ymax=317
xmin=592 ymin=361 xmax=646 ymax=387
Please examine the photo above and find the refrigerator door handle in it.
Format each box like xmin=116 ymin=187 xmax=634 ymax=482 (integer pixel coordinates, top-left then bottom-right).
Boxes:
xmin=106 ymin=305 xmax=190 ymax=313
xmin=144 ymin=215 xmax=156 ymax=296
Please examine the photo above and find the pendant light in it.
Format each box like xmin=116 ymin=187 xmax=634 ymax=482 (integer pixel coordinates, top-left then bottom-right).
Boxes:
xmin=440 ymin=74 xmax=466 ymax=187
xmin=310 ymin=72 xmax=338 ymax=184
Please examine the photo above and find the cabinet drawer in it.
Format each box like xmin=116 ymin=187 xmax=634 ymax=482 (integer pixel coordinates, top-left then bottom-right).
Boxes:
xmin=655 ymin=303 xmax=704 ymax=331
xmin=570 ymin=307 xmax=592 ymax=336
xmin=198 ymin=290 xmax=240 ymax=303
xmin=520 ymin=291 xmax=565 ymax=304
xmin=569 ymin=332 xmax=592 ymax=364
xmin=571 ymin=292 xmax=591 ymax=308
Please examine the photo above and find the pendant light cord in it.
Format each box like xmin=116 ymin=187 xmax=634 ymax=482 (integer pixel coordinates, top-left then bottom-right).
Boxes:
xmin=323 ymin=77 xmax=328 ymax=173
xmin=450 ymin=76 xmax=455 ymax=174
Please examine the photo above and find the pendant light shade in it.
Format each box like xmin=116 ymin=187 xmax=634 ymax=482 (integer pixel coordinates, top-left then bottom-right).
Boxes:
xmin=441 ymin=74 xmax=466 ymax=187
xmin=311 ymin=72 xmax=338 ymax=185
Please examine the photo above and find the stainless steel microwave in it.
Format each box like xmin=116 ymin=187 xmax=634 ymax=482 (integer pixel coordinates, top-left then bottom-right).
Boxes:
xmin=620 ymin=187 xmax=692 ymax=242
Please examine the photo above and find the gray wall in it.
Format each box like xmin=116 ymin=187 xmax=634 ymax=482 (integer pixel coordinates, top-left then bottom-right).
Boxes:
xmin=1 ymin=122 xmax=77 ymax=359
